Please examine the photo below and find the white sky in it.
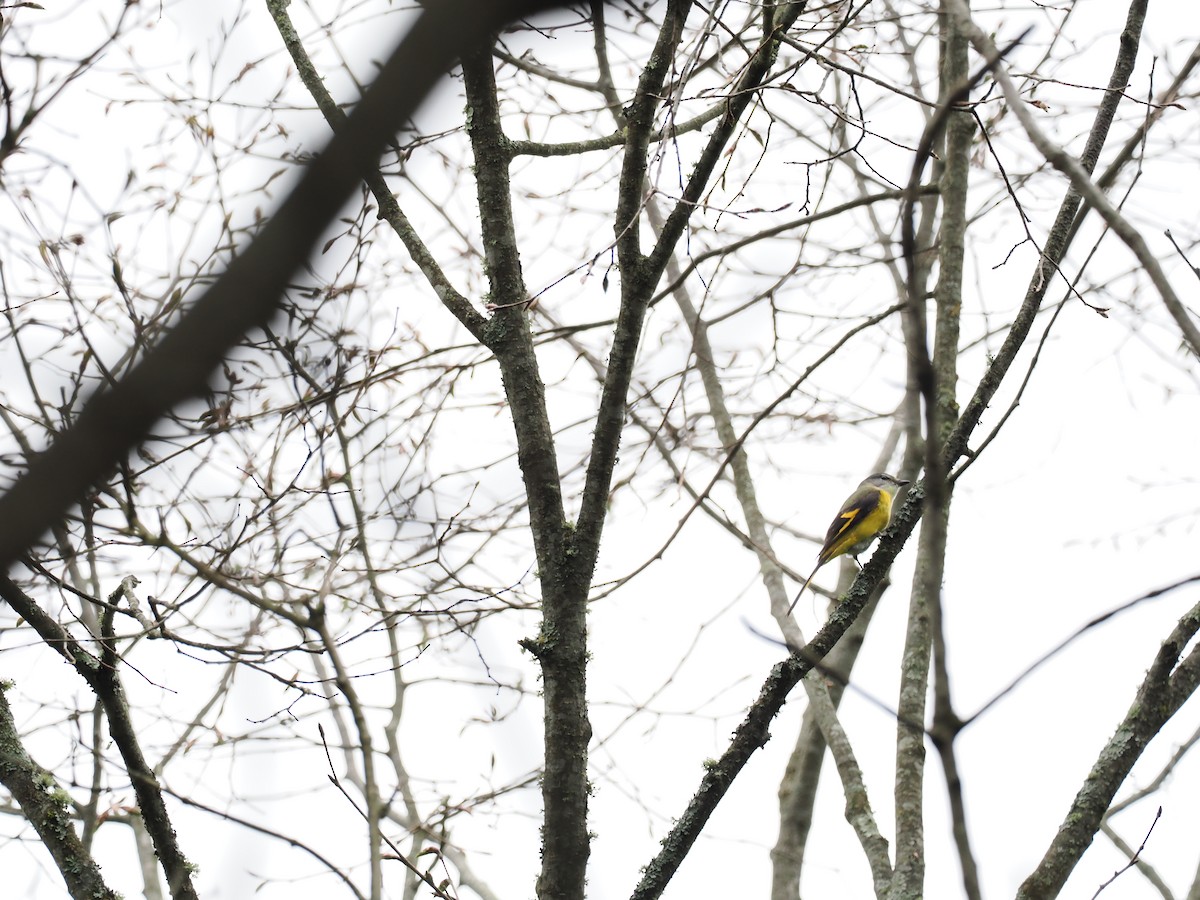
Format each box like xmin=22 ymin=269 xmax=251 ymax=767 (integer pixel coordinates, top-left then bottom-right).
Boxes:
xmin=0 ymin=1 xmax=1199 ymax=899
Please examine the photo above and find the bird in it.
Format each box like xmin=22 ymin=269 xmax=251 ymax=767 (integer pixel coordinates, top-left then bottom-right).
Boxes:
xmin=787 ymin=472 xmax=910 ymax=615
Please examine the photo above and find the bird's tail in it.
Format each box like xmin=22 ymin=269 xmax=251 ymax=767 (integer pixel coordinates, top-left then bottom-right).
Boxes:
xmin=786 ymin=562 xmax=823 ymax=615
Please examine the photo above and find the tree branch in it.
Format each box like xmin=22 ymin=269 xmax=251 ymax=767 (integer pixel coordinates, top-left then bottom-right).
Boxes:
xmin=0 ymin=574 xmax=200 ymax=899
xmin=264 ymin=0 xmax=490 ymax=343
xmin=948 ymin=0 xmax=1199 ymax=359
xmin=944 ymin=0 xmax=1150 ymax=468
xmin=0 ymin=683 xmax=121 ymax=900
xmin=460 ymin=32 xmax=584 ymax=900
xmin=1018 ymin=599 xmax=1200 ymax=898
xmin=0 ymin=0 xmax=567 ymax=571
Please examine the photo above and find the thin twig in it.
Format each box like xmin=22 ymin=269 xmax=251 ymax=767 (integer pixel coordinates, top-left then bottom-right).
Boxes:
xmin=1091 ymin=808 xmax=1163 ymax=900
xmin=319 ymin=724 xmax=457 ymax=900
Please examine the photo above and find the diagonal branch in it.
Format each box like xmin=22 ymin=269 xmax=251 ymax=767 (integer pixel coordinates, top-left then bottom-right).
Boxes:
xmin=265 ymin=0 xmax=489 ymax=342
xmin=647 ymin=198 xmax=892 ymax=894
xmin=629 ymin=488 xmax=921 ymax=900
xmin=1018 ymin=599 xmax=1200 ymax=898
xmin=0 ymin=0 xmax=567 ymax=572
xmin=944 ymin=0 xmax=1150 ymax=469
xmin=0 ymin=575 xmax=199 ymax=899
xmin=946 ymin=0 xmax=1200 ymax=360
xmin=572 ymin=0 xmax=694 ymax=576
xmin=0 ymin=683 xmax=121 ymax=900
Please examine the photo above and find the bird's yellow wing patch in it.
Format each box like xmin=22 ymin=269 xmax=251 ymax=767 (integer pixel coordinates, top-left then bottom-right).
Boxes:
xmin=818 ymin=490 xmax=890 ymax=564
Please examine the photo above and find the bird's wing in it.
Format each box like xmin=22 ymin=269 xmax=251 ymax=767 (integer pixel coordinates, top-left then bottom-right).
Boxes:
xmin=818 ymin=488 xmax=882 ymax=564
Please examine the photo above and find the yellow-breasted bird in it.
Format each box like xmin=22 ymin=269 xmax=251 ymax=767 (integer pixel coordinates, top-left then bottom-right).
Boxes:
xmin=787 ymin=473 xmax=909 ymax=615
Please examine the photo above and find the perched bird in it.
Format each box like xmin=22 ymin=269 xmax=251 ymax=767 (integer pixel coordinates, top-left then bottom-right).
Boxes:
xmin=787 ymin=473 xmax=909 ymax=615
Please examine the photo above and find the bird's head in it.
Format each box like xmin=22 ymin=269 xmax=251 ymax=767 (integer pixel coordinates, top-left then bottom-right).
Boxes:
xmin=862 ymin=472 xmax=909 ymax=497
